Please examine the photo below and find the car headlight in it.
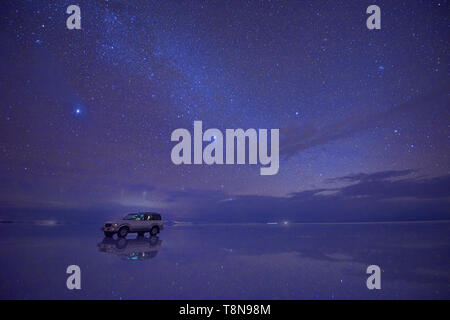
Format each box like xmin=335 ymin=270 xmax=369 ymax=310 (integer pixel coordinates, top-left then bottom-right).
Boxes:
xmin=113 ymin=223 xmax=118 ymax=227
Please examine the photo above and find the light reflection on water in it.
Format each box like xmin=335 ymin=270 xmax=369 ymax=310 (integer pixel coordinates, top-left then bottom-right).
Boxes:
xmin=0 ymin=221 xmax=449 ymax=299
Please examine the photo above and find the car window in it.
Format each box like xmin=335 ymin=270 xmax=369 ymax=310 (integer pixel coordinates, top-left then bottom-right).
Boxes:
xmin=124 ymin=213 xmax=160 ymax=220
xmin=123 ymin=214 xmax=138 ymax=220
xmin=123 ymin=213 xmax=146 ymax=220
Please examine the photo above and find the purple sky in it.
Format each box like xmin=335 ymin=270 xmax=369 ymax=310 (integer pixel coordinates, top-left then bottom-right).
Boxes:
xmin=0 ymin=1 xmax=448 ymax=222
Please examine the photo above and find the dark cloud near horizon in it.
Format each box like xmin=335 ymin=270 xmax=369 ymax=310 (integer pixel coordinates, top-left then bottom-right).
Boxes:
xmin=175 ymin=169 xmax=450 ymax=223
xmin=0 ymin=169 xmax=448 ymax=224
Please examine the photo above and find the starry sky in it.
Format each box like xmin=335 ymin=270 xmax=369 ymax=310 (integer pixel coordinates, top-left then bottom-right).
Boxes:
xmin=0 ymin=0 xmax=448 ymax=222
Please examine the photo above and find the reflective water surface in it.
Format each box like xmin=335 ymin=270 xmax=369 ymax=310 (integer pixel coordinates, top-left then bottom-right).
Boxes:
xmin=0 ymin=222 xmax=449 ymax=299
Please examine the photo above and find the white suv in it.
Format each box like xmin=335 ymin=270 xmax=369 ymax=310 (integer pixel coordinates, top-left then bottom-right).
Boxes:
xmin=101 ymin=212 xmax=164 ymax=238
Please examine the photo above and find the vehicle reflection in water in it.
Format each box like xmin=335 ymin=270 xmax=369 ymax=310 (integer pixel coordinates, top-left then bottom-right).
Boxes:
xmin=97 ymin=236 xmax=162 ymax=261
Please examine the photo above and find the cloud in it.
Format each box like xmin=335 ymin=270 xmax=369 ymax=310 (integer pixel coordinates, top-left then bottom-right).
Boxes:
xmin=165 ymin=189 xmax=228 ymax=204
xmin=337 ymin=172 xmax=450 ymax=200
xmin=169 ymin=169 xmax=450 ymax=223
xmin=280 ymin=85 xmax=449 ymax=158
xmin=326 ymin=169 xmax=416 ymax=183
xmin=1 ymin=169 xmax=449 ymax=224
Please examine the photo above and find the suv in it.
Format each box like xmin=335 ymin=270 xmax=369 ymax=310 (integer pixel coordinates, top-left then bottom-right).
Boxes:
xmin=101 ymin=212 xmax=164 ymax=238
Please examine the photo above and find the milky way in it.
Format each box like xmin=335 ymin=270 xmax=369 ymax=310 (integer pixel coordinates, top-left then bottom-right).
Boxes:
xmin=0 ymin=1 xmax=448 ymax=220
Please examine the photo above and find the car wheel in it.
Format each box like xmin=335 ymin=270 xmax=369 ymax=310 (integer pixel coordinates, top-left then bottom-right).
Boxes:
xmin=104 ymin=231 xmax=114 ymax=237
xmin=117 ymin=227 xmax=129 ymax=238
xmin=150 ymin=226 xmax=159 ymax=236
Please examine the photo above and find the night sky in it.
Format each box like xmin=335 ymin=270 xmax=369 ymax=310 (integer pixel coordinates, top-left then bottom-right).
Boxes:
xmin=0 ymin=1 xmax=448 ymax=222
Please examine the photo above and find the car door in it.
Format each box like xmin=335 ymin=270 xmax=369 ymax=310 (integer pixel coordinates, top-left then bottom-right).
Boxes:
xmin=144 ymin=213 xmax=154 ymax=231
xmin=135 ymin=213 xmax=147 ymax=231
xmin=127 ymin=214 xmax=140 ymax=232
